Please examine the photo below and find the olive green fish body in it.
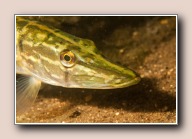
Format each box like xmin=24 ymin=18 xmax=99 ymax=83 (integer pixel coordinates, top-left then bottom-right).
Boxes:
xmin=16 ymin=16 xmax=140 ymax=113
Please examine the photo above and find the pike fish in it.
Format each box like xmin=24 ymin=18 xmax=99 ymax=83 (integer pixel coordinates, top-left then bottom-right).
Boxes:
xmin=16 ymin=16 xmax=140 ymax=113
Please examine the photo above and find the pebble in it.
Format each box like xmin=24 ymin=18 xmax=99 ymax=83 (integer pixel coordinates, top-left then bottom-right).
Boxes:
xmin=160 ymin=19 xmax=168 ymax=25
xmin=37 ymin=107 xmax=41 ymax=111
xmin=160 ymin=69 xmax=164 ymax=72
xmin=148 ymin=70 xmax=152 ymax=73
xmin=167 ymin=68 xmax=174 ymax=75
xmin=119 ymin=49 xmax=124 ymax=53
xmin=132 ymin=31 xmax=138 ymax=36
xmin=140 ymin=74 xmax=145 ymax=78
xmin=69 ymin=111 xmax=81 ymax=118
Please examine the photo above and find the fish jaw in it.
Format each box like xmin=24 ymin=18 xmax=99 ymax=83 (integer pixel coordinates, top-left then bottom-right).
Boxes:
xmin=62 ymin=52 xmax=141 ymax=89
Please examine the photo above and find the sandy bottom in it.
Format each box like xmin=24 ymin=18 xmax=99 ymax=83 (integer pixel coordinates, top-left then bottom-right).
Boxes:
xmin=16 ymin=16 xmax=176 ymax=124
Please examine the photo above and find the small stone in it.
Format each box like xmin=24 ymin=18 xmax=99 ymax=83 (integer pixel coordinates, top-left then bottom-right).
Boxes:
xmin=132 ymin=31 xmax=138 ymax=36
xmin=119 ymin=49 xmax=124 ymax=53
xmin=160 ymin=19 xmax=168 ymax=25
xmin=140 ymin=74 xmax=145 ymax=78
xmin=148 ymin=70 xmax=152 ymax=73
xmin=69 ymin=110 xmax=81 ymax=118
xmin=37 ymin=107 xmax=41 ymax=111
xmin=115 ymin=112 xmax=120 ymax=116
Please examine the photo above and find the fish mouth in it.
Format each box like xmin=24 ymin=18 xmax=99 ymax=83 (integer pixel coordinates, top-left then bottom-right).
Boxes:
xmin=106 ymin=76 xmax=141 ymax=89
xmin=66 ymin=75 xmax=140 ymax=89
xmin=62 ymin=53 xmax=141 ymax=89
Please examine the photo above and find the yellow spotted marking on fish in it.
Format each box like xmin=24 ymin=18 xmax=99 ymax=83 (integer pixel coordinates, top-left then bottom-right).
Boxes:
xmin=36 ymin=33 xmax=47 ymax=40
xmin=16 ymin=16 xmax=140 ymax=114
xmin=22 ymin=40 xmax=34 ymax=47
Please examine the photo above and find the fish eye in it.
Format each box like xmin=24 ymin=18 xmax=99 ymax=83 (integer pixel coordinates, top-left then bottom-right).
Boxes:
xmin=60 ymin=50 xmax=76 ymax=67
xmin=64 ymin=54 xmax=71 ymax=61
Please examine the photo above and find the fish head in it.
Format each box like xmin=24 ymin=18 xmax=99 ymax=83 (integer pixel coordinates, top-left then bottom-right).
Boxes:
xmin=16 ymin=16 xmax=140 ymax=89
xmin=57 ymin=38 xmax=140 ymax=89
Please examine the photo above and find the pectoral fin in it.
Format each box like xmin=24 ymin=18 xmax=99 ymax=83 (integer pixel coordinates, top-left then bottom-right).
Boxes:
xmin=16 ymin=74 xmax=41 ymax=114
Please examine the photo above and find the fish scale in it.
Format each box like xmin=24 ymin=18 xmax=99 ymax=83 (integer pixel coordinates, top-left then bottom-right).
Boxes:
xmin=16 ymin=16 xmax=140 ymax=114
